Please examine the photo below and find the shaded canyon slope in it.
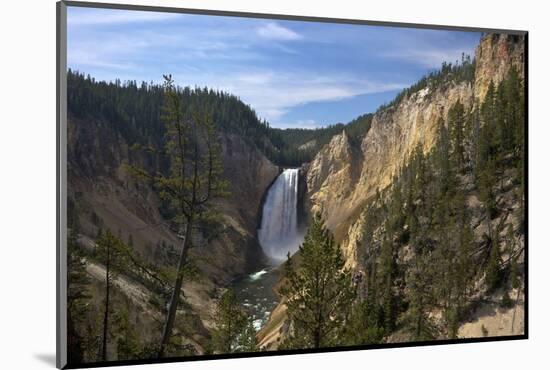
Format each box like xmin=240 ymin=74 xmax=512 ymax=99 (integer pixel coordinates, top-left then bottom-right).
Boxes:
xmin=67 ymin=94 xmax=279 ymax=353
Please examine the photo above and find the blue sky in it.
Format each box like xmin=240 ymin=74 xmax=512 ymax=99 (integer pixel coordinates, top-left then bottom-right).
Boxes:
xmin=67 ymin=7 xmax=481 ymax=129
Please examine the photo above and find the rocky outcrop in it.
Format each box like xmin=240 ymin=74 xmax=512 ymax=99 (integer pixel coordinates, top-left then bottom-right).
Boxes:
xmin=69 ymin=116 xmax=278 ymax=277
xmin=307 ymin=82 xmax=474 ymax=268
xmin=307 ymin=130 xmax=363 ymax=240
xmin=306 ymin=33 xmax=524 ymax=268
xmin=474 ymin=33 xmax=525 ymax=103
xmin=218 ymin=133 xmax=280 ymax=245
xmin=68 ymin=114 xmax=279 ymax=345
xmin=259 ymin=34 xmax=525 ymax=348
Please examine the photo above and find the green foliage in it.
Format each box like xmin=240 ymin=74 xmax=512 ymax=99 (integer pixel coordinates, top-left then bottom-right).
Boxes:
xmin=68 ymin=70 xmax=271 ymax=163
xmin=113 ymin=307 xmax=143 ymax=360
xmin=501 ymin=290 xmax=514 ymax=309
xmin=211 ymin=289 xmax=249 ymax=353
xmin=486 ymin=233 xmax=501 ymax=291
xmin=343 ymin=300 xmax=385 ymax=345
xmin=126 ymin=75 xmax=231 ymax=357
xmin=448 ymin=99 xmax=466 ymax=170
xmin=349 ymin=68 xmax=524 ymax=343
xmin=506 ymin=225 xmax=520 ymax=291
xmin=95 ymin=229 xmax=131 ymax=361
xmin=68 ymin=69 xmax=374 ymax=167
xmin=271 ymin=113 xmax=374 ymax=165
xmin=378 ymin=54 xmax=475 ymax=111
xmin=238 ymin=319 xmax=259 ymax=353
xmin=280 ymin=215 xmax=356 ymax=349
xmin=475 ymin=68 xmax=525 ymax=218
xmin=95 ymin=229 xmax=130 ymax=276
xmin=406 ymin=253 xmax=439 ymax=341
xmin=444 ymin=306 xmax=460 ymax=339
xmin=67 ymin=231 xmax=91 ymax=364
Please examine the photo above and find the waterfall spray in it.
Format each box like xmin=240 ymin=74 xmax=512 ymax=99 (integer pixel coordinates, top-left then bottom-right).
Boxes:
xmin=258 ymin=168 xmax=304 ymax=261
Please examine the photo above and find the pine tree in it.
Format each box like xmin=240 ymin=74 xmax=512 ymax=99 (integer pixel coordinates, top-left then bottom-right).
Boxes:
xmin=507 ymin=225 xmax=519 ymax=290
xmin=238 ymin=319 xmax=258 ymax=353
xmin=212 ymin=288 xmax=247 ymax=353
xmin=343 ymin=299 xmax=384 ymax=345
xmin=95 ymin=229 xmax=129 ymax=361
xmin=448 ymin=99 xmax=466 ymax=170
xmin=280 ymin=215 xmax=356 ymax=349
xmin=486 ymin=234 xmax=501 ymax=291
xmin=407 ymin=253 xmax=437 ymax=341
xmin=380 ymin=236 xmax=396 ymax=333
xmin=477 ymin=81 xmax=496 ymax=181
xmin=114 ymin=305 xmax=143 ymax=360
xmin=435 ymin=116 xmax=453 ymax=195
xmin=456 ymin=208 xmax=474 ymax=302
xmin=67 ymin=231 xmax=91 ymax=364
xmin=479 ymin=158 xmax=497 ymax=219
xmin=127 ymin=75 xmax=228 ymax=357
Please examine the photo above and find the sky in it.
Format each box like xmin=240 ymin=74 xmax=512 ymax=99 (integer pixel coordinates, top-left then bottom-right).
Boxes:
xmin=67 ymin=6 xmax=481 ymax=129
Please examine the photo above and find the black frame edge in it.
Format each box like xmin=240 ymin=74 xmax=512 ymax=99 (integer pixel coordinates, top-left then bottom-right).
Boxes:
xmin=57 ymin=1 xmax=68 ymax=369
xmin=523 ymin=32 xmax=529 ymax=339
xmin=63 ymin=335 xmax=528 ymax=369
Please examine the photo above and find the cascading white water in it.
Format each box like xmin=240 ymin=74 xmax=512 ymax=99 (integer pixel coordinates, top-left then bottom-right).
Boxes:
xmin=258 ymin=168 xmax=304 ymax=261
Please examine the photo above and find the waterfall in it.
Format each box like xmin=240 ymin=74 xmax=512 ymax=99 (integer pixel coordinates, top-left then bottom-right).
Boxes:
xmin=258 ymin=168 xmax=304 ymax=262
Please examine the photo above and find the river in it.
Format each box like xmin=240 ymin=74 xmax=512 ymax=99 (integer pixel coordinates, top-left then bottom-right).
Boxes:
xmin=232 ymin=267 xmax=282 ymax=330
xmin=232 ymin=168 xmax=304 ymax=331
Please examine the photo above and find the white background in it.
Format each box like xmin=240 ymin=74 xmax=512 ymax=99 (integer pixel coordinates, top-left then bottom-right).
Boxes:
xmin=0 ymin=0 xmax=547 ymax=368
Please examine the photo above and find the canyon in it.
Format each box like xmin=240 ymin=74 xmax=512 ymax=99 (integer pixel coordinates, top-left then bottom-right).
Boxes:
xmin=259 ymin=33 xmax=525 ymax=348
xmin=67 ymin=32 xmax=525 ymax=361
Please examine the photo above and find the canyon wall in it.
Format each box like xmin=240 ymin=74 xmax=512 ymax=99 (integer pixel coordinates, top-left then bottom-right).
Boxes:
xmin=306 ymin=33 xmax=524 ymax=268
xmin=68 ymin=114 xmax=279 ymax=349
xmin=258 ymin=33 xmax=525 ymax=349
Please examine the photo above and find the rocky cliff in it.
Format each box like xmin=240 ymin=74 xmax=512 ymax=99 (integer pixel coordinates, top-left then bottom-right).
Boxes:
xmin=68 ymin=113 xmax=279 ymax=353
xmin=68 ymin=117 xmax=278 ymax=279
xmin=259 ymin=33 xmax=525 ymax=349
xmin=306 ymin=33 xmax=524 ymax=268
xmin=474 ymin=33 xmax=525 ymax=103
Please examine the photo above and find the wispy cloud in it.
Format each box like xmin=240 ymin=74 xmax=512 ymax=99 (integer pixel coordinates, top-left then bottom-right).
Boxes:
xmin=256 ymin=22 xmax=303 ymax=41
xmin=67 ymin=7 xmax=480 ymax=129
xmin=68 ymin=9 xmax=181 ymax=26
xmin=68 ymin=33 xmax=151 ymax=71
xmin=69 ymin=49 xmax=138 ymax=70
xmin=173 ymin=69 xmax=406 ymax=124
xmin=382 ymin=48 xmax=471 ymax=69
xmin=377 ymin=29 xmax=478 ymax=69
xmin=276 ymin=119 xmax=322 ymax=129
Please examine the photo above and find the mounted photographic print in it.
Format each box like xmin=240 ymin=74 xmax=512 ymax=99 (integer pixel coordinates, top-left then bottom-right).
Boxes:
xmin=56 ymin=1 xmax=528 ymax=368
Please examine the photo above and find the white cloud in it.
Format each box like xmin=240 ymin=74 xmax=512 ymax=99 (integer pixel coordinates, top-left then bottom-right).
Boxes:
xmin=383 ymin=48 xmax=471 ymax=69
xmin=256 ymin=22 xmax=303 ymax=41
xmin=173 ymin=69 xmax=406 ymax=124
xmin=275 ymin=119 xmax=322 ymax=129
xmin=378 ymin=31 xmax=477 ymax=69
xmin=68 ymin=9 xmax=181 ymax=26
xmin=66 ymin=11 xmax=410 ymax=127
xmin=69 ymin=50 xmax=137 ymax=70
xmin=68 ymin=33 xmax=151 ymax=71
xmin=68 ymin=24 xmax=265 ymax=70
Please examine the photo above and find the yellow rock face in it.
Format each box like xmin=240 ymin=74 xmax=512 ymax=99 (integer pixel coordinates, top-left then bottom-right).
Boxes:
xmin=306 ymin=34 xmax=524 ymax=268
xmin=260 ymin=34 xmax=525 ymax=346
xmin=474 ymin=34 xmax=525 ymax=103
